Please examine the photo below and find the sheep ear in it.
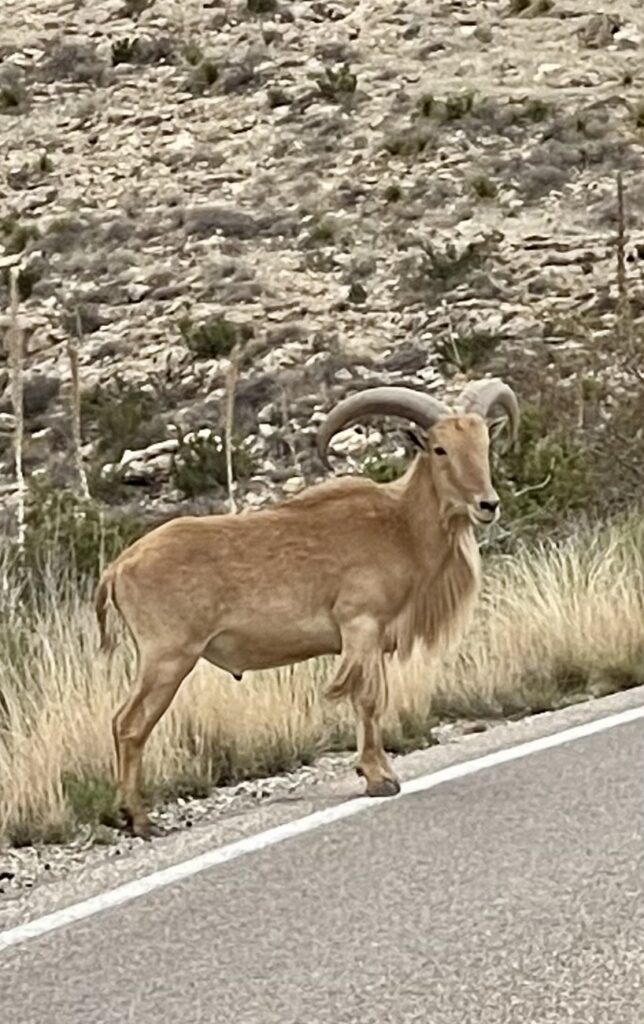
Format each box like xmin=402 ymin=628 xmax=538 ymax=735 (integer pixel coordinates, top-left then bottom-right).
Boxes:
xmin=404 ymin=428 xmax=427 ymax=452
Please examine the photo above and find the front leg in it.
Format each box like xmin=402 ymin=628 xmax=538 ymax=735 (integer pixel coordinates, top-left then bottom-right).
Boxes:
xmin=327 ymin=616 xmax=401 ymax=798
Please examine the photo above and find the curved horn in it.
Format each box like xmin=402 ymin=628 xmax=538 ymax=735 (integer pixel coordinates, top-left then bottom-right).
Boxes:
xmin=457 ymin=378 xmax=520 ymax=445
xmin=317 ymin=387 xmax=451 ymax=468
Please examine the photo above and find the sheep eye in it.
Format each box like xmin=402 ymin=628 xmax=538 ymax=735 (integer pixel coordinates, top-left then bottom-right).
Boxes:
xmin=433 ymin=446 xmax=447 ymax=456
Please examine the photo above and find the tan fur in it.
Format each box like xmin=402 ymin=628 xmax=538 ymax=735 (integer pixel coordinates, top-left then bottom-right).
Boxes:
xmin=95 ymin=571 xmax=118 ymax=656
xmin=97 ymin=412 xmax=504 ymax=837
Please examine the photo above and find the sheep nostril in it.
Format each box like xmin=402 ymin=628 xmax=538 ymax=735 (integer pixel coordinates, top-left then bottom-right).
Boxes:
xmin=479 ymin=499 xmax=499 ymax=514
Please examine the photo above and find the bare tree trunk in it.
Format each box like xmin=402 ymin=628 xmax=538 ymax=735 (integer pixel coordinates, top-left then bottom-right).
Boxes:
xmin=7 ymin=269 xmax=25 ymax=553
xmin=224 ymin=346 xmax=240 ymax=514
xmin=68 ymin=310 xmax=90 ymax=500
xmin=616 ymin=172 xmax=633 ymax=355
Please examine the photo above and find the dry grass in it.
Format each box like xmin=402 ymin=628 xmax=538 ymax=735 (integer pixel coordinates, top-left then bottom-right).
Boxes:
xmin=1 ymin=518 xmax=644 ymax=847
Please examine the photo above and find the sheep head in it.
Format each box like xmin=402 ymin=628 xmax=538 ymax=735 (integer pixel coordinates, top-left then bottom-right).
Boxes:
xmin=316 ymin=378 xmax=519 ymax=526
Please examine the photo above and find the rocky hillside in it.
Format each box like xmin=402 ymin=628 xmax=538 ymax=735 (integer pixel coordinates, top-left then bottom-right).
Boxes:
xmin=1 ymin=0 xmax=643 ymax=536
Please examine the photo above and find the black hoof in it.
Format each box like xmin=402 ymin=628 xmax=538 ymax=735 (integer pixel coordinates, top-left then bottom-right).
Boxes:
xmin=366 ymin=777 xmax=401 ymax=798
xmin=119 ymin=806 xmax=162 ymax=840
xmin=131 ymin=819 xmax=163 ymax=841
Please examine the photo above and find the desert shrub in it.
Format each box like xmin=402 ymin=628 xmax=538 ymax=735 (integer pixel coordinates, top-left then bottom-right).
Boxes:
xmin=0 ymin=217 xmax=38 ymax=255
xmin=187 ymin=57 xmax=219 ymax=95
xmin=435 ymin=327 xmax=501 ymax=374
xmin=111 ymin=35 xmax=174 ymax=66
xmin=247 ymin=0 xmax=277 ymax=12
xmin=443 ymin=91 xmax=475 ymax=121
xmin=0 ymin=66 xmax=28 ymax=113
xmin=493 ymin=404 xmax=591 ymax=540
xmin=82 ymin=384 xmax=165 ymax=460
xmin=42 ymin=215 xmax=87 ymax=254
xmin=20 ymin=481 xmax=149 ymax=585
xmin=41 ymin=40 xmax=107 ymax=85
xmin=179 ymin=315 xmax=253 ymax=359
xmin=315 ymin=65 xmax=357 ymax=103
xmin=398 ymin=234 xmax=500 ymax=303
xmin=383 ymin=183 xmax=403 ymax=202
xmin=384 ymin=125 xmax=433 ymax=158
xmin=361 ymin=451 xmax=407 ymax=484
xmin=63 ymin=773 xmax=120 ymax=829
xmin=267 ymin=86 xmax=291 ymax=108
xmin=1 ymin=261 xmax=42 ymax=301
xmin=305 ymin=217 xmax=337 ymax=245
xmin=121 ymin=0 xmax=155 ymax=16
xmin=172 ymin=431 xmax=256 ymax=497
xmin=470 ymin=174 xmax=497 ymax=199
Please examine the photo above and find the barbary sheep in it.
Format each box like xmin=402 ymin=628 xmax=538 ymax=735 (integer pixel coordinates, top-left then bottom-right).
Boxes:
xmin=95 ymin=377 xmax=519 ymax=837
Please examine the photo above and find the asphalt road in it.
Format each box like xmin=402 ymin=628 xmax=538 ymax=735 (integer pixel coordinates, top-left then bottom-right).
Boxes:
xmin=2 ymin=702 xmax=644 ymax=1023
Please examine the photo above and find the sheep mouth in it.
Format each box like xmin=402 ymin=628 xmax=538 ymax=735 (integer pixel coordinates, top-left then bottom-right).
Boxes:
xmin=469 ymin=507 xmax=499 ymax=527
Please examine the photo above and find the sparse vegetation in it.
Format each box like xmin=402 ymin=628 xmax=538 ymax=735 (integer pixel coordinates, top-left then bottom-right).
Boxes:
xmin=443 ymin=91 xmax=475 ymax=122
xmin=384 ymin=125 xmax=433 ymax=158
xmin=470 ymin=174 xmax=497 ymax=200
xmin=494 ymin=404 xmax=591 ymax=538
xmin=21 ymin=480 xmax=149 ymax=583
xmin=435 ymin=327 xmax=501 ymax=374
xmin=172 ymin=431 xmax=256 ymax=497
xmin=383 ymin=183 xmax=403 ymax=203
xmin=111 ymin=34 xmax=174 ymax=66
xmin=361 ymin=451 xmax=407 ymax=483
xmin=417 ymin=93 xmax=435 ymax=118
xmin=179 ymin=315 xmax=253 ymax=359
xmin=1 ymin=261 xmax=41 ymax=301
xmin=121 ymin=0 xmax=155 ymax=16
xmin=81 ymin=383 xmax=165 ymax=461
xmin=0 ymin=217 xmax=38 ymax=255
xmin=0 ymin=70 xmax=28 ymax=114
xmin=632 ymin=102 xmax=644 ymax=131
xmin=507 ymin=0 xmax=553 ymax=13
xmin=187 ymin=56 xmax=219 ymax=95
xmin=306 ymin=218 xmax=337 ymax=245
xmin=315 ymin=64 xmax=357 ymax=103
xmin=267 ymin=86 xmax=291 ymax=109
xmin=398 ymin=233 xmax=500 ymax=302
xmin=247 ymin=0 xmax=277 ymax=13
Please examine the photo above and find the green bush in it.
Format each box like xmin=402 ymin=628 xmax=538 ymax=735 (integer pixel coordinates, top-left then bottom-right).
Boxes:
xmin=179 ymin=315 xmax=253 ymax=359
xmin=399 ymin=234 xmax=499 ymax=303
xmin=187 ymin=58 xmax=219 ymax=95
xmin=82 ymin=384 xmax=164 ymax=461
xmin=384 ymin=126 xmax=433 ymax=158
xmin=435 ymin=327 xmax=501 ymax=374
xmin=361 ymin=451 xmax=408 ymax=484
xmin=247 ymin=0 xmax=277 ymax=12
xmin=315 ymin=65 xmax=357 ymax=103
xmin=172 ymin=432 xmax=256 ymax=497
xmin=494 ymin=405 xmax=591 ymax=536
xmin=470 ymin=174 xmax=497 ymax=200
xmin=0 ymin=216 xmax=38 ymax=255
xmin=21 ymin=481 xmax=149 ymax=585
xmin=63 ymin=773 xmax=120 ymax=829
xmin=443 ymin=91 xmax=475 ymax=121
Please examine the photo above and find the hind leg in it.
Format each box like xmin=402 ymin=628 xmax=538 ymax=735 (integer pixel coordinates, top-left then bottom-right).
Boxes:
xmin=328 ymin=617 xmax=400 ymax=798
xmin=113 ymin=648 xmax=197 ymax=838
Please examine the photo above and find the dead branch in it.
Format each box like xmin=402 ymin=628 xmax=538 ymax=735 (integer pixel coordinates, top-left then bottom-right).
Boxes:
xmin=7 ymin=269 xmax=25 ymax=553
xmin=67 ymin=309 xmax=90 ymax=501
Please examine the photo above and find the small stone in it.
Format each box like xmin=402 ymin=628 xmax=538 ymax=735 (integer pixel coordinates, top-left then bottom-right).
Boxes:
xmin=282 ymin=476 xmax=306 ymax=494
xmin=0 ymin=413 xmax=16 ymax=433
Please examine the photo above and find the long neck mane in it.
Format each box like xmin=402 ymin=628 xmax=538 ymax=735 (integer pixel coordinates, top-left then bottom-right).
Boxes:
xmin=388 ymin=455 xmax=481 ymax=661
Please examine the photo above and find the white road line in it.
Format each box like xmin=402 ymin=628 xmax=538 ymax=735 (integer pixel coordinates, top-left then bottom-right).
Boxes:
xmin=2 ymin=701 xmax=644 ymax=954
